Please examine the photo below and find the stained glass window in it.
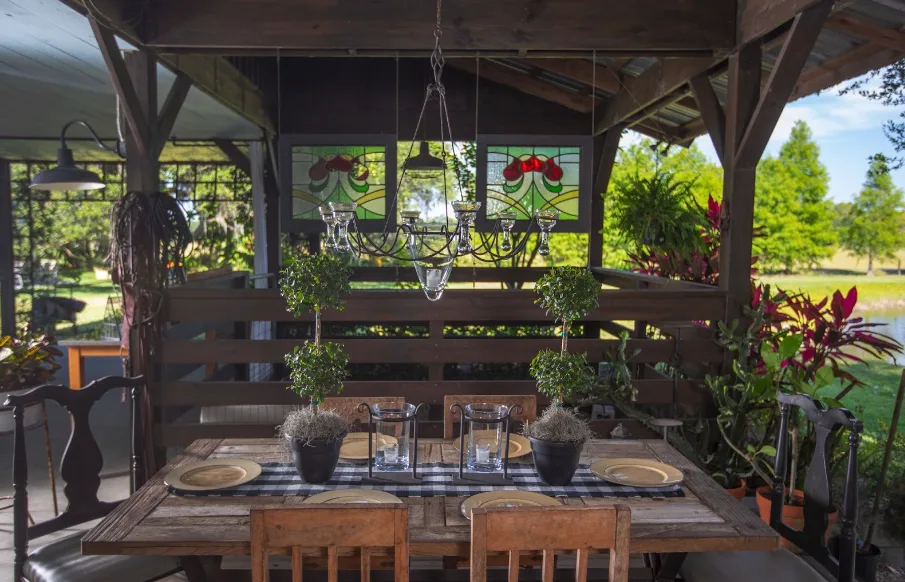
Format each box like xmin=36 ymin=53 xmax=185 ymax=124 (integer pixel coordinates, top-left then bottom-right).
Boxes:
xmin=290 ymin=145 xmax=388 ymax=221
xmin=485 ymin=145 xmax=582 ymax=221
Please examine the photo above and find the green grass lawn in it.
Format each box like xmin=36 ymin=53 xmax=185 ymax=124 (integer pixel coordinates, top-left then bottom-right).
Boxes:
xmin=759 ymin=274 xmax=905 ymax=309
xmin=49 ymin=271 xmax=119 ymax=339
xmin=826 ymin=361 xmax=905 ymax=434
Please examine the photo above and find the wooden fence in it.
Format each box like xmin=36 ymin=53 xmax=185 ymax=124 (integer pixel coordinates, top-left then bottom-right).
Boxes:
xmin=150 ymin=269 xmax=727 ymax=448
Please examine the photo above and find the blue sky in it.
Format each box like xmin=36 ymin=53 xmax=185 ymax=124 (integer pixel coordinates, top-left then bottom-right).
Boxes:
xmin=679 ymin=76 xmax=905 ymax=203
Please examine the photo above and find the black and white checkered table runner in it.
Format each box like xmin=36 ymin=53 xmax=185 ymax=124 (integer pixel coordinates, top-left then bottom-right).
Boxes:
xmin=174 ymin=462 xmax=684 ymax=499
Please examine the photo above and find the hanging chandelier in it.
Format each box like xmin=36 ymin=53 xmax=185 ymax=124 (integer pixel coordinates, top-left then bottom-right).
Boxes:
xmin=318 ymin=0 xmax=559 ymax=300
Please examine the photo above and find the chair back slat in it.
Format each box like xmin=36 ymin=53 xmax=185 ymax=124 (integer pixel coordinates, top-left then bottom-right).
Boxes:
xmin=773 ymin=392 xmax=863 ymax=582
xmin=322 ymin=396 xmax=405 ymax=427
xmin=3 ymin=375 xmax=145 ymax=582
xmin=250 ymin=505 xmax=409 ymax=582
xmin=443 ymin=395 xmax=537 ymax=440
xmin=470 ymin=505 xmax=630 ymax=582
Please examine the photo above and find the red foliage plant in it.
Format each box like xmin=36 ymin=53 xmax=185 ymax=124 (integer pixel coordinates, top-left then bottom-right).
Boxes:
xmin=752 ymin=284 xmax=902 ymax=385
xmin=629 ymin=195 xmax=760 ymax=285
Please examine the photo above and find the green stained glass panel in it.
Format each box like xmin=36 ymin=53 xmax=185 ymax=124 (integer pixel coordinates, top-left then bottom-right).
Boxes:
xmin=485 ymin=145 xmax=581 ymax=221
xmin=291 ymin=145 xmax=387 ymax=220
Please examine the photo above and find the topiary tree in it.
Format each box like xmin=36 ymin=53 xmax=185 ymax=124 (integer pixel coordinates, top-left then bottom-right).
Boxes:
xmin=530 ymin=266 xmax=600 ymax=406
xmin=280 ymin=253 xmax=353 ymax=406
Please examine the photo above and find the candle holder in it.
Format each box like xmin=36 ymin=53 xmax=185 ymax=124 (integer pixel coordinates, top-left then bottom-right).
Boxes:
xmin=357 ymin=402 xmax=426 ymax=485
xmin=450 ymin=403 xmax=523 ymax=485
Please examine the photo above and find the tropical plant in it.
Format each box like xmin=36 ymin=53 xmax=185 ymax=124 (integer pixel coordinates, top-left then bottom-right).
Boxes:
xmin=280 ymin=253 xmax=353 ymax=406
xmin=0 ymin=333 xmax=62 ymax=393
xmin=611 ymin=170 xmax=703 ymax=253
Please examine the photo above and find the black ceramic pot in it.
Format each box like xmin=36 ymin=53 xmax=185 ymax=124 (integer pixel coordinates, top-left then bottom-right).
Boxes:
xmin=287 ymin=435 xmax=343 ymax=484
xmin=528 ymin=437 xmax=583 ymax=486
xmin=828 ymin=535 xmax=883 ymax=582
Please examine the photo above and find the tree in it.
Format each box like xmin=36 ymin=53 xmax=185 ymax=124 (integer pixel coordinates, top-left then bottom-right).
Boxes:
xmin=840 ymin=154 xmax=905 ymax=275
xmin=754 ymin=121 xmax=836 ymax=272
xmin=843 ymin=60 xmax=905 ymax=167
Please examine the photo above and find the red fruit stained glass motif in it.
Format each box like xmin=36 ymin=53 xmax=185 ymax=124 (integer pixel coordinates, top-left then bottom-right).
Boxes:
xmin=486 ymin=146 xmax=580 ymax=221
xmin=291 ymin=145 xmax=387 ymax=221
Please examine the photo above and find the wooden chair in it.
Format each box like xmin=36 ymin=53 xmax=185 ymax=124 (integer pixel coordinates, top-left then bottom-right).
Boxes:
xmin=323 ymin=396 xmax=406 ymax=428
xmin=470 ymin=505 xmax=631 ymax=582
xmin=443 ymin=395 xmax=537 ymax=439
xmin=250 ymin=504 xmax=409 ymax=582
xmin=682 ymin=392 xmax=863 ymax=582
xmin=5 ymin=376 xmax=181 ymax=582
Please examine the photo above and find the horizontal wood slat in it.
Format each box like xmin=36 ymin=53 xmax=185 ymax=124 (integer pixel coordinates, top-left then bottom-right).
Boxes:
xmin=159 ymin=338 xmax=722 ymax=365
xmin=156 ymin=379 xmax=709 ymax=407
xmin=164 ymin=289 xmax=726 ymax=323
xmin=152 ymin=420 xmax=660 ymax=447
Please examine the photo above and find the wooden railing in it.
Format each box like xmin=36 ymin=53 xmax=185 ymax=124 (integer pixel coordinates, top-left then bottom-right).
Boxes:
xmin=151 ymin=272 xmax=726 ymax=448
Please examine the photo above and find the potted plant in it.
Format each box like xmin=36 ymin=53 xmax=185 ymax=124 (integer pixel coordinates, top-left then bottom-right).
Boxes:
xmin=524 ymin=267 xmax=597 ymax=485
xmin=611 ymin=170 xmax=703 ymax=253
xmin=0 ymin=332 xmax=61 ymax=392
xmin=279 ymin=253 xmax=353 ymax=483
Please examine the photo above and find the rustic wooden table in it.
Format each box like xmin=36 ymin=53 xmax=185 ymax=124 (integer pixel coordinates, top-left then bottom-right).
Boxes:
xmin=82 ymin=438 xmax=778 ymax=581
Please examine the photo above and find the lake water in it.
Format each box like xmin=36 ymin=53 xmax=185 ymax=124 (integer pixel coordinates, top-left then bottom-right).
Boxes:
xmin=858 ymin=309 xmax=905 ymax=363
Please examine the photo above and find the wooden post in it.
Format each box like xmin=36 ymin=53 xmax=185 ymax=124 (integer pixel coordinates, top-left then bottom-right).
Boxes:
xmin=589 ymin=127 xmax=623 ymax=268
xmin=718 ymin=0 xmax=832 ymax=320
xmin=124 ymin=50 xmax=159 ymax=193
xmin=0 ymin=158 xmax=15 ymax=336
xmin=249 ymin=142 xmax=269 ymax=288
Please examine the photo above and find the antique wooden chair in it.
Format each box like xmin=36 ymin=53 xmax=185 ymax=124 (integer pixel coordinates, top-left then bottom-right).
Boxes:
xmin=322 ymin=396 xmax=406 ymax=428
xmin=5 ymin=376 xmax=181 ymax=582
xmin=681 ymin=392 xmax=863 ymax=582
xmin=470 ymin=505 xmax=631 ymax=582
xmin=250 ymin=504 xmax=409 ymax=582
xmin=443 ymin=395 xmax=537 ymax=439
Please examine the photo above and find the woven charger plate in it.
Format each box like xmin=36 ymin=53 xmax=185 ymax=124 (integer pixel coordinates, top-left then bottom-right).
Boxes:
xmin=302 ymin=489 xmax=403 ymax=504
xmin=339 ymin=432 xmax=399 ymax=460
xmin=452 ymin=432 xmax=533 ymax=459
xmin=590 ymin=458 xmax=683 ymax=487
xmin=165 ymin=459 xmax=262 ymax=491
xmin=461 ymin=491 xmax=560 ymax=519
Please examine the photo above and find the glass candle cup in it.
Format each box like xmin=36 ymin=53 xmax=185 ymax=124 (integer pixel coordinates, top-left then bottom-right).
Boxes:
xmin=465 ymin=403 xmax=510 ymax=472
xmin=371 ymin=402 xmax=416 ymax=471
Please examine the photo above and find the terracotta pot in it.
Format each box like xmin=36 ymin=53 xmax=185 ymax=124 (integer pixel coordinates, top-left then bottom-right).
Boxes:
xmin=725 ymin=478 xmax=747 ymax=501
xmin=755 ymin=486 xmax=838 ymax=551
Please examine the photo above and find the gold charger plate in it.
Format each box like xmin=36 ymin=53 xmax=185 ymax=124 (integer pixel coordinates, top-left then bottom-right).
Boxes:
xmin=302 ymin=489 xmax=402 ymax=504
xmin=590 ymin=458 xmax=684 ymax=487
xmin=165 ymin=458 xmax=262 ymax=491
xmin=339 ymin=432 xmax=399 ymax=460
xmin=460 ymin=491 xmax=560 ymax=519
xmin=452 ymin=432 xmax=533 ymax=459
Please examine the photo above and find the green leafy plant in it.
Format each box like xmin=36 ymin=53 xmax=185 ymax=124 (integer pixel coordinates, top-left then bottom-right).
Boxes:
xmin=611 ymin=170 xmax=703 ymax=253
xmin=280 ymin=254 xmax=353 ymax=407
xmin=0 ymin=333 xmax=62 ymax=393
xmin=527 ymin=267 xmax=599 ymax=444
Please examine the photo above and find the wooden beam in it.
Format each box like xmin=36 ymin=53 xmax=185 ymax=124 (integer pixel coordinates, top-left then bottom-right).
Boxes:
xmin=167 ymin=55 xmax=274 ymax=133
xmin=589 ymin=128 xmax=623 ymax=268
xmin=89 ymin=17 xmax=150 ymax=159
xmin=737 ymin=0 xmax=826 ymax=46
xmin=594 ymin=58 xmax=719 ymax=134
xmin=522 ymin=59 xmax=620 ymax=94
xmin=449 ymin=60 xmax=598 ymax=113
xmin=124 ymin=51 xmax=159 ymax=192
xmin=213 ymin=140 xmax=252 ymax=176
xmin=154 ymin=72 xmax=193 ymax=158
xmin=60 ymin=0 xmax=273 ymax=133
xmin=825 ymin=13 xmax=905 ymax=53
xmin=0 ymin=159 xmax=14 ymax=336
xmin=143 ymin=0 xmax=735 ymax=52
xmin=689 ymin=74 xmax=726 ymax=163
xmin=736 ymin=0 xmax=833 ymax=167
xmin=719 ymin=42 xmax=762 ymax=320
xmin=790 ymin=30 xmax=905 ymax=101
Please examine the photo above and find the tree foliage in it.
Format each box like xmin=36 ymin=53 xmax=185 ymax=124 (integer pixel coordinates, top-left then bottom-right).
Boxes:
xmin=839 ymin=154 xmax=905 ymax=275
xmin=754 ymin=121 xmax=836 ymax=272
xmin=843 ymin=60 xmax=905 ymax=167
xmin=280 ymin=253 xmax=353 ymax=317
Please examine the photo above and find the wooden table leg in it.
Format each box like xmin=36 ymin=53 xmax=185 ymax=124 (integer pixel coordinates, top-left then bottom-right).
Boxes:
xmin=67 ymin=347 xmax=83 ymax=389
xmin=653 ymin=552 xmax=687 ymax=581
xmin=179 ymin=556 xmax=211 ymax=582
